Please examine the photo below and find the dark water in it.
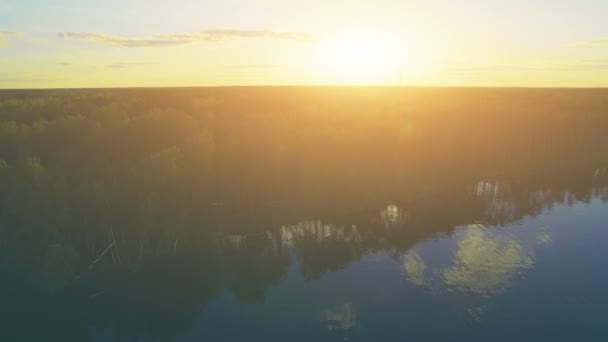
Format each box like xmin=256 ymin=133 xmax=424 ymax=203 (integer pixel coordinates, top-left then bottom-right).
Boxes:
xmin=181 ymin=198 xmax=608 ymax=342
xmin=9 ymin=165 xmax=608 ymax=342
xmin=164 ymin=188 xmax=608 ymax=341
xmin=2 ymin=88 xmax=608 ymax=341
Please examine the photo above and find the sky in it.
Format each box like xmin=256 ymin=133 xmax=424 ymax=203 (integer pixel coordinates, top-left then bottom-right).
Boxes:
xmin=1 ymin=0 xmax=607 ymax=88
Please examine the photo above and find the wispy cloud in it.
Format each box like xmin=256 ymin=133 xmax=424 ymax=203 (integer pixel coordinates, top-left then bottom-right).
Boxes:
xmin=0 ymin=72 xmax=49 ymax=85
xmin=105 ymin=62 xmax=155 ymax=69
xmin=55 ymin=61 xmax=155 ymax=69
xmin=443 ymin=60 xmax=608 ymax=74
xmin=562 ymin=59 xmax=608 ymax=71
xmin=0 ymin=1 xmax=11 ymax=11
xmin=57 ymin=29 xmax=315 ymax=47
xmin=574 ymin=37 xmax=608 ymax=46
xmin=0 ymin=30 xmax=20 ymax=37
xmin=221 ymin=63 xmax=280 ymax=70
xmin=445 ymin=64 xmax=538 ymax=73
xmin=0 ymin=30 xmax=22 ymax=47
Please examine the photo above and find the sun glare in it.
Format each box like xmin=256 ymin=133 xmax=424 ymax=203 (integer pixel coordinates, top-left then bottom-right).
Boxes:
xmin=315 ymin=30 xmax=403 ymax=84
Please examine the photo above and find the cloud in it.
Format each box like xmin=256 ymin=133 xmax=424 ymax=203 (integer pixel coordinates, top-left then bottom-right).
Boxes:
xmin=443 ymin=60 xmax=608 ymax=74
xmin=0 ymin=1 xmax=11 ymax=11
xmin=0 ymin=30 xmax=22 ymax=47
xmin=55 ymin=61 xmax=155 ymax=69
xmin=57 ymin=29 xmax=315 ymax=47
xmin=0 ymin=30 xmax=20 ymax=37
xmin=443 ymin=63 xmax=549 ymax=74
xmin=581 ymin=38 xmax=608 ymax=46
xmin=221 ymin=63 xmax=280 ymax=70
xmin=0 ymin=72 xmax=49 ymax=85
xmin=564 ymin=59 xmax=608 ymax=71
xmin=0 ymin=30 xmax=22 ymax=41
xmin=105 ymin=62 xmax=154 ymax=69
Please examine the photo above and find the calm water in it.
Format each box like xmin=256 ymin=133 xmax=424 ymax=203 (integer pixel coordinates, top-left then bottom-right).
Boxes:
xmin=171 ymin=199 xmax=608 ymax=342
xmin=4 ymin=166 xmax=608 ymax=341
xmin=72 ymin=170 xmax=606 ymax=342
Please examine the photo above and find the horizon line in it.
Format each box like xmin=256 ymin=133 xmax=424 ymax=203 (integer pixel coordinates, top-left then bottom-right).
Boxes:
xmin=2 ymin=84 xmax=608 ymax=91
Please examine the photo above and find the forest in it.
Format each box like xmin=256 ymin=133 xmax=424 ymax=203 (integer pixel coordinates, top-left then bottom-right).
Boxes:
xmin=1 ymin=87 xmax=608 ymax=340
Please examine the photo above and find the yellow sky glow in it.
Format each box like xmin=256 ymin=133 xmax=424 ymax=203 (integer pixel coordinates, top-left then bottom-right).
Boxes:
xmin=1 ymin=0 xmax=608 ymax=88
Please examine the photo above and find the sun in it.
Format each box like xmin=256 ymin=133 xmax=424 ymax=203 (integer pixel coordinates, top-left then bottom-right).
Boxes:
xmin=314 ymin=30 xmax=402 ymax=84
